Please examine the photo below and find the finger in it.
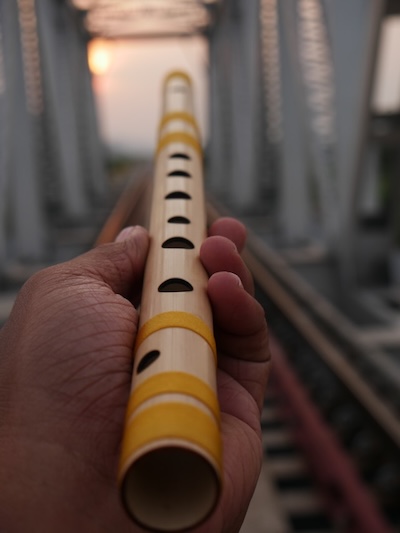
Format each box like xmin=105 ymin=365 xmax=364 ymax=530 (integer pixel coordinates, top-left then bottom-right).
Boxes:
xmin=208 ymin=217 xmax=247 ymax=252
xmin=208 ymin=272 xmax=268 ymax=362
xmin=200 ymin=236 xmax=254 ymax=295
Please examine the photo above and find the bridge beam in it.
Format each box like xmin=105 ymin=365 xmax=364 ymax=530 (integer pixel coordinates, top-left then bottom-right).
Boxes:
xmin=0 ymin=0 xmax=46 ymax=262
xmin=36 ymin=0 xmax=88 ymax=218
xmin=208 ymin=11 xmax=232 ymax=197
xmin=228 ymin=0 xmax=262 ymax=211
xmin=322 ymin=0 xmax=386 ymax=284
xmin=208 ymin=0 xmax=263 ymax=211
xmin=277 ymin=0 xmax=312 ymax=242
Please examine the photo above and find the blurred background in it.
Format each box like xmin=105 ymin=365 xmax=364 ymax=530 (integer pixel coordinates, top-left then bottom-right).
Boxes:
xmin=1 ymin=1 xmax=400 ymax=531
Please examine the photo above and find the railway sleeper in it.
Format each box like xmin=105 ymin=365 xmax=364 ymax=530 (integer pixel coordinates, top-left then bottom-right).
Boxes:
xmin=262 ymin=389 xmax=335 ymax=532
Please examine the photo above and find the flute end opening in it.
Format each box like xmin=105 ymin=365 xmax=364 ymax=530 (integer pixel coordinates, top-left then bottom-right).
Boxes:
xmin=121 ymin=447 xmax=220 ymax=532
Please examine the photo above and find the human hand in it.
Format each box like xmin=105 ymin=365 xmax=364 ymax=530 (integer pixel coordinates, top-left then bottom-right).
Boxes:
xmin=0 ymin=218 xmax=270 ymax=533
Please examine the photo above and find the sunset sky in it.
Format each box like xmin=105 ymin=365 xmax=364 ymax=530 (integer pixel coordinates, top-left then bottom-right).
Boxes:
xmin=89 ymin=36 xmax=209 ymax=156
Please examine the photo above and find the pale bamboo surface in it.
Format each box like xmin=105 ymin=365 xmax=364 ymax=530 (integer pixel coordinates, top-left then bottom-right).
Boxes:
xmin=119 ymin=71 xmax=222 ymax=532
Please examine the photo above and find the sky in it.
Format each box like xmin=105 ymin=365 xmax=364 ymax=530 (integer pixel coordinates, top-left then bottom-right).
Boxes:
xmin=371 ymin=16 xmax=400 ymax=113
xmin=90 ymin=36 xmax=209 ymax=156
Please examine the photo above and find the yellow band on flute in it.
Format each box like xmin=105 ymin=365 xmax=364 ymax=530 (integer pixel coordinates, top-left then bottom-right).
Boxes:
xmin=164 ymin=70 xmax=192 ymax=87
xmin=135 ymin=311 xmax=217 ymax=362
xmin=119 ymin=402 xmax=222 ymax=478
xmin=158 ymin=112 xmax=199 ymax=137
xmin=157 ymin=132 xmax=202 ymax=157
xmin=126 ymin=372 xmax=220 ymax=423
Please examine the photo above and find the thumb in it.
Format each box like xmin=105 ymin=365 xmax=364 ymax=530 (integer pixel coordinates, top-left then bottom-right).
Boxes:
xmin=61 ymin=225 xmax=149 ymax=299
xmin=2 ymin=226 xmax=149 ymax=351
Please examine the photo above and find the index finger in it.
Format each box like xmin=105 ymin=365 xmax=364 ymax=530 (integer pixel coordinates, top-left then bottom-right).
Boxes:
xmin=208 ymin=217 xmax=247 ymax=252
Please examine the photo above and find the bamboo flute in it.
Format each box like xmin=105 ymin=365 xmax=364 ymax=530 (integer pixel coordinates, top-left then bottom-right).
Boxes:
xmin=118 ymin=71 xmax=222 ymax=532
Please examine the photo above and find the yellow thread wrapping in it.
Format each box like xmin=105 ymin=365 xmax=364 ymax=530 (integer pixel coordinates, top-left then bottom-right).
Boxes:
xmin=126 ymin=372 xmax=220 ymax=422
xmin=164 ymin=70 xmax=192 ymax=87
xmin=119 ymin=402 xmax=223 ymax=478
xmin=158 ymin=112 xmax=199 ymax=137
xmin=135 ymin=311 xmax=216 ymax=362
xmin=157 ymin=132 xmax=202 ymax=157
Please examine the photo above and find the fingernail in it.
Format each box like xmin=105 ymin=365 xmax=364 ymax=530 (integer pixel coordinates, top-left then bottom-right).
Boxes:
xmin=230 ymin=241 xmax=239 ymax=254
xmin=228 ymin=272 xmax=243 ymax=288
xmin=115 ymin=226 xmax=138 ymax=243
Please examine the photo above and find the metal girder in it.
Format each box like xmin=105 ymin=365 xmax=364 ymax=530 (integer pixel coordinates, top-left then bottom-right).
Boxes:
xmin=70 ymin=0 xmax=215 ymax=39
xmin=322 ymin=0 xmax=386 ymax=285
xmin=295 ymin=0 xmax=339 ymax=246
xmin=0 ymin=0 xmax=46 ymax=261
xmin=260 ymin=0 xmax=282 ymax=201
xmin=277 ymin=0 xmax=312 ymax=242
xmin=228 ymin=0 xmax=262 ymax=210
xmin=207 ymin=0 xmax=264 ymax=211
xmin=208 ymin=13 xmax=232 ymax=196
xmin=36 ymin=0 xmax=89 ymax=218
xmin=0 ymin=0 xmax=108 ymax=267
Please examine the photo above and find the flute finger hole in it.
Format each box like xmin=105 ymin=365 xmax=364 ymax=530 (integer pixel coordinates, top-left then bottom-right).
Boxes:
xmin=169 ymin=153 xmax=191 ymax=160
xmin=167 ymin=170 xmax=192 ymax=178
xmin=162 ymin=237 xmax=194 ymax=249
xmin=158 ymin=278 xmax=193 ymax=292
xmin=168 ymin=216 xmax=191 ymax=224
xmin=165 ymin=191 xmax=191 ymax=200
xmin=137 ymin=350 xmax=161 ymax=374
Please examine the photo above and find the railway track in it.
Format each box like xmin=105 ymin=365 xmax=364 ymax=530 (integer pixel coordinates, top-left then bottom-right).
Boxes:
xmin=243 ymin=238 xmax=400 ymax=532
xmin=97 ymin=172 xmax=400 ymax=532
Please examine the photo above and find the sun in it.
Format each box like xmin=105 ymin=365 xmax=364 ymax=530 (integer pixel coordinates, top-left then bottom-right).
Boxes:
xmin=88 ymin=39 xmax=113 ymax=76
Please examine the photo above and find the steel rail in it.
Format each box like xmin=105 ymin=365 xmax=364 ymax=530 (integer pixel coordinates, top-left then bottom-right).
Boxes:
xmin=95 ymin=166 xmax=152 ymax=246
xmin=243 ymin=242 xmax=400 ymax=450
